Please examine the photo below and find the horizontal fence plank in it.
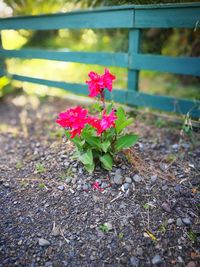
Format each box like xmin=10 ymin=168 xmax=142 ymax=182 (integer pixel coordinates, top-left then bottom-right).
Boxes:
xmin=10 ymin=74 xmax=89 ymax=95
xmin=9 ymin=73 xmax=127 ymax=103
xmin=127 ymin=90 xmax=200 ymax=118
xmin=135 ymin=6 xmax=200 ymax=28
xmin=130 ymin=54 xmax=200 ymax=76
xmin=0 ymin=49 xmax=128 ymax=68
xmin=6 ymin=72 xmax=200 ymax=117
xmin=0 ymin=9 xmax=134 ymax=30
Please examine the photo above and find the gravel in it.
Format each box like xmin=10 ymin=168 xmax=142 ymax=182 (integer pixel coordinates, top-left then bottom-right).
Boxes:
xmin=133 ymin=174 xmax=142 ymax=183
xmin=0 ymin=94 xmax=199 ymax=267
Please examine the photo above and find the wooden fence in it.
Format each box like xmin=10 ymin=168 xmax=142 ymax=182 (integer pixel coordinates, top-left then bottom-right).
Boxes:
xmin=0 ymin=3 xmax=200 ymax=117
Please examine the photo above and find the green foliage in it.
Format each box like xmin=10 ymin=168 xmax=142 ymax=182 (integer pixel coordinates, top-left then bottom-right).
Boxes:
xmin=99 ymin=224 xmax=110 ymax=233
xmin=99 ymin=153 xmax=113 ymax=171
xmin=38 ymin=182 xmax=46 ymax=189
xmin=35 ymin=163 xmax=46 ymax=173
xmin=65 ymin=105 xmax=137 ymax=173
xmin=114 ymin=134 xmax=138 ymax=152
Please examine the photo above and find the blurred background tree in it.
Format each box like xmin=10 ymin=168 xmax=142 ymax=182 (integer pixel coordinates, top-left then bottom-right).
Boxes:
xmin=1 ymin=0 xmax=199 ymax=99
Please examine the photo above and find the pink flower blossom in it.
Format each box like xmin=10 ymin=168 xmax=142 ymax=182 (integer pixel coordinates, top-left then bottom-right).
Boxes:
xmin=56 ymin=106 xmax=88 ymax=138
xmin=87 ymin=110 xmax=117 ymax=135
xmin=92 ymin=181 xmax=103 ymax=192
xmin=102 ymin=68 xmax=116 ymax=91
xmin=86 ymin=68 xmax=116 ymax=98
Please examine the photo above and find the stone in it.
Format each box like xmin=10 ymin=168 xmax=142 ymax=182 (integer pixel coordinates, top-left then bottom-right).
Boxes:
xmin=152 ymin=254 xmax=163 ymax=265
xmin=161 ymin=202 xmax=171 ymax=213
xmin=114 ymin=169 xmax=123 ymax=185
xmin=101 ymin=182 xmax=108 ymax=189
xmin=174 ymin=184 xmax=183 ymax=192
xmin=136 ymin=247 xmax=143 ymax=256
xmin=151 ymin=175 xmax=157 ymax=183
xmin=82 ymin=184 xmax=89 ymax=191
xmin=167 ymin=218 xmax=175 ymax=225
xmin=133 ymin=174 xmax=142 ymax=183
xmin=38 ymin=238 xmax=50 ymax=247
xmin=51 ymin=226 xmax=60 ymax=237
xmin=130 ymin=256 xmax=139 ymax=267
xmin=176 ymin=218 xmax=183 ymax=227
xmin=161 ymin=185 xmax=168 ymax=191
xmin=104 ymin=222 xmax=113 ymax=231
xmin=122 ymin=183 xmax=130 ymax=190
xmin=182 ymin=217 xmax=191 ymax=226
xmin=57 ymin=185 xmax=64 ymax=191
xmin=45 ymin=261 xmax=53 ymax=267
xmin=186 ymin=261 xmax=196 ymax=267
xmin=125 ymin=177 xmax=132 ymax=184
xmin=71 ymin=178 xmax=77 ymax=185
xmin=63 ymin=161 xmax=70 ymax=168
xmin=3 ymin=183 xmax=10 ymax=188
xmin=76 ymin=185 xmax=82 ymax=191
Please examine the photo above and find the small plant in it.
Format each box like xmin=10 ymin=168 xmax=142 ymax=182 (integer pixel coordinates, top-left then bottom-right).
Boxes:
xmin=99 ymin=223 xmax=110 ymax=234
xmin=38 ymin=182 xmax=46 ymax=189
xmin=56 ymin=69 xmax=138 ymax=173
xmin=36 ymin=163 xmax=46 ymax=173
xmin=181 ymin=113 xmax=193 ymax=137
xmin=15 ymin=161 xmax=23 ymax=170
xmin=118 ymin=232 xmax=124 ymax=239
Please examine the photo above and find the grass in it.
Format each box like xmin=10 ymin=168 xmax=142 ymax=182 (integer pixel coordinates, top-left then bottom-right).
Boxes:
xmin=35 ymin=163 xmax=46 ymax=173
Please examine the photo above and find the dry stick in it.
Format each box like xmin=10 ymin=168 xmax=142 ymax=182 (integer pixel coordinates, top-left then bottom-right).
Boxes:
xmin=123 ymin=148 xmax=175 ymax=180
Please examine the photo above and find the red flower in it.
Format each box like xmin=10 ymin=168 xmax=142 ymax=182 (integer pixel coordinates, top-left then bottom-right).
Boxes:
xmin=87 ymin=110 xmax=117 ymax=135
xmin=92 ymin=181 xmax=103 ymax=192
xmin=102 ymin=68 xmax=116 ymax=92
xmin=86 ymin=71 xmax=104 ymax=97
xmin=56 ymin=106 xmax=88 ymax=138
xmin=86 ymin=68 xmax=116 ymax=98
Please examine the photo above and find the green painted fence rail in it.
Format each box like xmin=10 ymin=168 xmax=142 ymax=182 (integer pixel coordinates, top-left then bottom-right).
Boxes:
xmin=0 ymin=3 xmax=200 ymax=118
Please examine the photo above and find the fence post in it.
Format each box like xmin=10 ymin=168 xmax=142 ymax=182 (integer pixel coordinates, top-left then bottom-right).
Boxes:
xmin=127 ymin=29 xmax=141 ymax=102
xmin=0 ymin=32 xmax=6 ymax=76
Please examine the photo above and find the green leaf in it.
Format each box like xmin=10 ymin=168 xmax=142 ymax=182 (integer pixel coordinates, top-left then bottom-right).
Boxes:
xmin=115 ymin=134 xmax=138 ymax=152
xmin=80 ymin=149 xmax=93 ymax=166
xmin=101 ymin=141 xmax=111 ymax=153
xmin=116 ymin=117 xmax=133 ymax=133
xmin=82 ymin=133 xmax=101 ymax=149
xmin=106 ymin=103 xmax=113 ymax=114
xmin=85 ymin=162 xmax=95 ymax=174
xmin=115 ymin=107 xmax=126 ymax=132
xmin=100 ymin=153 xmax=113 ymax=171
xmin=65 ymin=131 xmax=84 ymax=147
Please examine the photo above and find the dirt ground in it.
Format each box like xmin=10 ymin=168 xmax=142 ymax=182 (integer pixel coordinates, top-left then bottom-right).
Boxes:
xmin=0 ymin=93 xmax=199 ymax=267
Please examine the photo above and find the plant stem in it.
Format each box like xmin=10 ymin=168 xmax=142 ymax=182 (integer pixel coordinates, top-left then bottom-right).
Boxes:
xmin=100 ymin=89 xmax=105 ymax=110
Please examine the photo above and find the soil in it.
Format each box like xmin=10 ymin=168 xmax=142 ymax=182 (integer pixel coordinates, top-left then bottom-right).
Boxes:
xmin=0 ymin=93 xmax=199 ymax=267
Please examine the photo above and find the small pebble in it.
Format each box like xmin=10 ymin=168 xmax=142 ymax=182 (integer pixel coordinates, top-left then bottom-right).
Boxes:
xmin=161 ymin=202 xmax=171 ymax=213
xmin=38 ymin=238 xmax=50 ymax=247
xmin=130 ymin=256 xmax=139 ymax=267
xmin=122 ymin=183 xmax=130 ymax=190
xmin=133 ymin=174 xmax=142 ymax=183
xmin=167 ymin=218 xmax=175 ymax=225
xmin=101 ymin=182 xmax=108 ymax=189
xmin=104 ymin=222 xmax=113 ymax=231
xmin=186 ymin=261 xmax=196 ymax=267
xmin=176 ymin=218 xmax=183 ymax=227
xmin=182 ymin=217 xmax=191 ymax=226
xmin=125 ymin=177 xmax=132 ymax=184
xmin=82 ymin=184 xmax=89 ymax=191
xmin=151 ymin=174 xmax=157 ymax=183
xmin=57 ymin=185 xmax=64 ymax=191
xmin=136 ymin=247 xmax=143 ymax=256
xmin=161 ymin=185 xmax=168 ymax=191
xmin=114 ymin=169 xmax=123 ymax=185
xmin=152 ymin=254 xmax=163 ymax=265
